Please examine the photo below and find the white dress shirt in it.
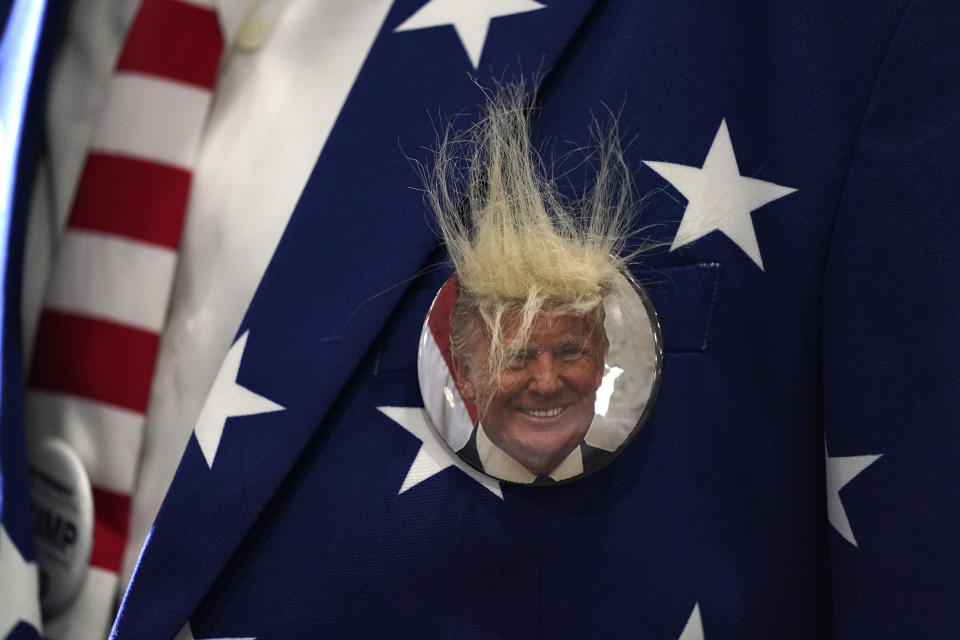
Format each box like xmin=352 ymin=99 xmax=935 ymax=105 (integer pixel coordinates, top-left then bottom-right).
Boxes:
xmin=476 ymin=423 xmax=585 ymax=483
xmin=23 ymin=0 xmax=395 ymax=628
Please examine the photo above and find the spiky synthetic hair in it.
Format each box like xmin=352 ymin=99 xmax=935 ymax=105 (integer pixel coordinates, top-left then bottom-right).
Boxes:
xmin=425 ymin=82 xmax=633 ymax=383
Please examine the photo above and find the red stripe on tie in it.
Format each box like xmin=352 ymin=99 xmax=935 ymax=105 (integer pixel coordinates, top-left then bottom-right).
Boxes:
xmin=116 ymin=0 xmax=223 ymax=90
xmin=68 ymin=153 xmax=191 ymax=250
xmin=90 ymin=486 xmax=131 ymax=573
xmin=29 ymin=310 xmax=159 ymax=413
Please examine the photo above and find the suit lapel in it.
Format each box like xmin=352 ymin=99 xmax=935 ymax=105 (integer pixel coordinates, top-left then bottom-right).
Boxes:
xmin=115 ymin=1 xmax=603 ymax=637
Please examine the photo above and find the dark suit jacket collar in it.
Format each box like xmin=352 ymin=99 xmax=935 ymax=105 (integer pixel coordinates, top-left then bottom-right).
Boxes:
xmin=116 ymin=3 xmax=606 ymax=636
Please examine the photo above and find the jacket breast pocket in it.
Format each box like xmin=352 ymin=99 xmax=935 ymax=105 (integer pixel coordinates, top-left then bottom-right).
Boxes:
xmin=374 ymin=261 xmax=722 ymax=375
xmin=636 ymin=262 xmax=722 ymax=355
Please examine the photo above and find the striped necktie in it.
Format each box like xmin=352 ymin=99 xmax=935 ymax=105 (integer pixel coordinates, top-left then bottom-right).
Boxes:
xmin=26 ymin=0 xmax=223 ymax=636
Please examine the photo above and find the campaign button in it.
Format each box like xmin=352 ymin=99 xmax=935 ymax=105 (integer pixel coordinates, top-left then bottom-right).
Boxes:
xmin=417 ymin=270 xmax=663 ymax=485
xmin=29 ymin=438 xmax=94 ymax=617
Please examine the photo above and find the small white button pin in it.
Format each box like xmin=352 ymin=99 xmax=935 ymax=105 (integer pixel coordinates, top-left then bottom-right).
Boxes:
xmin=29 ymin=438 xmax=94 ymax=616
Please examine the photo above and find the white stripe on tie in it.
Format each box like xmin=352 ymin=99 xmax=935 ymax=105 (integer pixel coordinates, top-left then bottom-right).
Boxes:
xmin=90 ymin=72 xmax=213 ymax=169
xmin=27 ymin=391 xmax=144 ymax=495
xmin=42 ymin=568 xmax=117 ymax=640
xmin=44 ymin=230 xmax=178 ymax=333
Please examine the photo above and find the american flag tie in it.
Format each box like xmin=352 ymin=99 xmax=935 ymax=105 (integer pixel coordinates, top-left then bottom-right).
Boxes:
xmin=26 ymin=0 xmax=223 ymax=636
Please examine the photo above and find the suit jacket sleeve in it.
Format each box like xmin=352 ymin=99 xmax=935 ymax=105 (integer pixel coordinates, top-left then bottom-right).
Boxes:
xmin=822 ymin=1 xmax=960 ymax=635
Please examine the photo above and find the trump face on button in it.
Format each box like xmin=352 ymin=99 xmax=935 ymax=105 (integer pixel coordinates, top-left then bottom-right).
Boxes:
xmin=450 ymin=301 xmax=609 ymax=478
xmin=423 ymin=83 xmax=635 ymax=481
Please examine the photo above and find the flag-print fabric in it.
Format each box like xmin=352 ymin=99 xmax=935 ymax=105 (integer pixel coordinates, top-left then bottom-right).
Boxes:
xmin=1 ymin=0 xmax=59 ymax=638
xmin=3 ymin=0 xmax=959 ymax=639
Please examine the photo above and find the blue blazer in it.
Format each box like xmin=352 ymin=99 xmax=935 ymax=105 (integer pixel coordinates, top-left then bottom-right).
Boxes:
xmin=11 ymin=1 xmax=960 ymax=638
xmin=0 ymin=2 xmax=67 ymax=636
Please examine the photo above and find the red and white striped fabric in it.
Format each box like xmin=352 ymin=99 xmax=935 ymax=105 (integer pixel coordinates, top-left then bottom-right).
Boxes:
xmin=26 ymin=1 xmax=223 ymax=637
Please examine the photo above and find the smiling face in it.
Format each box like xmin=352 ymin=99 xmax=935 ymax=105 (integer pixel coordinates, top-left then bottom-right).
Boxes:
xmin=453 ymin=308 xmax=607 ymax=477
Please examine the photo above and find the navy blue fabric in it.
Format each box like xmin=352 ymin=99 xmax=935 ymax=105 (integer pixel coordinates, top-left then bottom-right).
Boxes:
xmin=644 ymin=263 xmax=722 ymax=354
xmin=111 ymin=1 xmax=959 ymax=638
xmin=822 ymin=2 xmax=960 ymax=635
xmin=1 ymin=1 xmax=64 ymax=638
xmin=0 ymin=2 xmax=14 ymax=41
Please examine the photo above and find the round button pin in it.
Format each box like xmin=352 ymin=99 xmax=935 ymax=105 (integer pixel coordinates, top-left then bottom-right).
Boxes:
xmin=29 ymin=438 xmax=94 ymax=616
xmin=417 ymin=270 xmax=663 ymax=485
